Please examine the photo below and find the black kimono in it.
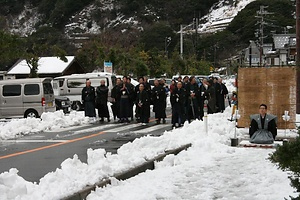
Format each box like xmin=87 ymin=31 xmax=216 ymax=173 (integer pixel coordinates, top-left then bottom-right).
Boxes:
xmin=81 ymin=86 xmax=96 ymax=117
xmin=95 ymin=85 xmax=110 ymax=120
xmin=119 ymin=83 xmax=132 ymax=122
xmin=136 ymin=90 xmax=150 ymax=123
xmin=151 ymin=85 xmax=166 ymax=123
xmin=216 ymin=82 xmax=228 ymax=113
xmin=170 ymin=87 xmax=186 ymax=127
xmin=205 ymin=85 xmax=217 ymax=114
xmin=111 ymin=84 xmax=120 ymax=120
xmin=249 ymin=114 xmax=277 ymax=140
xmin=185 ymin=82 xmax=200 ymax=121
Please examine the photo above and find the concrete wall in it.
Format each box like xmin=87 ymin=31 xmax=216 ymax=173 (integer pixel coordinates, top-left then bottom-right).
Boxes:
xmin=238 ymin=67 xmax=297 ymax=129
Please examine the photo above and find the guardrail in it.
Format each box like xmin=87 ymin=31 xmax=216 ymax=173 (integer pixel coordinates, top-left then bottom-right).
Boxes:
xmin=63 ymin=143 xmax=192 ymax=200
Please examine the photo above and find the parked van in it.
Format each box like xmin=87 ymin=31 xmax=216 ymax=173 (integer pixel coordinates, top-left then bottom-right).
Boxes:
xmin=53 ymin=72 xmax=116 ymax=111
xmin=0 ymin=78 xmax=56 ymax=118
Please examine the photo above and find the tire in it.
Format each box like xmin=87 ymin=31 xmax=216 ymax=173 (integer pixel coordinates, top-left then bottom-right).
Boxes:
xmin=72 ymin=101 xmax=82 ymax=111
xmin=24 ymin=109 xmax=39 ymax=118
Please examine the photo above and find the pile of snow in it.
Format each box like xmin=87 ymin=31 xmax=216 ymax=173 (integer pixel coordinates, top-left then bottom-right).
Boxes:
xmin=0 ymin=111 xmax=89 ymax=140
xmin=0 ymin=107 xmax=298 ymax=199
xmin=199 ymin=0 xmax=256 ymax=33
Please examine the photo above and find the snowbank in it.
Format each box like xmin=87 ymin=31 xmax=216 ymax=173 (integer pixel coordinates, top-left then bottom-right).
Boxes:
xmin=0 ymin=111 xmax=89 ymax=140
xmin=0 ymin=108 xmax=297 ymax=199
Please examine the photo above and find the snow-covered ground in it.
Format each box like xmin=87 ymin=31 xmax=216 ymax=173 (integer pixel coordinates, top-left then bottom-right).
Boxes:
xmin=0 ymin=110 xmax=90 ymax=140
xmin=0 ymin=106 xmax=298 ymax=199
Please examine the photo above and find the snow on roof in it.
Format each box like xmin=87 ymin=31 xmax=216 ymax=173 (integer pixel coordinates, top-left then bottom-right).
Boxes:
xmin=7 ymin=56 xmax=75 ymax=75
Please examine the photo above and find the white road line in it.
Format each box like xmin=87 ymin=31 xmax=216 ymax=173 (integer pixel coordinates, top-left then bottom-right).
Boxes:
xmin=72 ymin=124 xmax=121 ymax=134
xmin=45 ymin=124 xmax=90 ymax=132
xmin=0 ymin=140 xmax=68 ymax=143
xmin=107 ymin=123 xmax=142 ymax=133
xmin=133 ymin=124 xmax=170 ymax=134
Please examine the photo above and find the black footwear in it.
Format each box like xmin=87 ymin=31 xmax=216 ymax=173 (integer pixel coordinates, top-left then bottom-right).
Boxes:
xmin=107 ymin=118 xmax=110 ymax=122
xmin=156 ymin=120 xmax=160 ymax=124
xmin=162 ymin=119 xmax=166 ymax=124
xmin=100 ymin=118 xmax=104 ymax=122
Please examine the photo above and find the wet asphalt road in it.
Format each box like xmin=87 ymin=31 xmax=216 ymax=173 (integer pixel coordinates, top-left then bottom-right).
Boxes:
xmin=0 ymin=110 xmax=172 ymax=183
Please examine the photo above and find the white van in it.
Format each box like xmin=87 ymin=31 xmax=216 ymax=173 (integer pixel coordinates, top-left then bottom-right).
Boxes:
xmin=53 ymin=72 xmax=116 ymax=110
xmin=0 ymin=78 xmax=56 ymax=118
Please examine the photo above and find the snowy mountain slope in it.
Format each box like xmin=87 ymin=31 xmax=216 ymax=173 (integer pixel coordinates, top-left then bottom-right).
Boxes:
xmin=4 ymin=0 xmax=256 ymax=37
xmin=6 ymin=3 xmax=41 ymax=37
xmin=199 ymin=0 xmax=256 ymax=33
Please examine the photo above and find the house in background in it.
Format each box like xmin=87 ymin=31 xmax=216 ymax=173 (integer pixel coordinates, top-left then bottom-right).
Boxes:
xmin=7 ymin=56 xmax=85 ymax=79
xmin=241 ymin=34 xmax=296 ymax=67
xmin=265 ymin=34 xmax=296 ymax=66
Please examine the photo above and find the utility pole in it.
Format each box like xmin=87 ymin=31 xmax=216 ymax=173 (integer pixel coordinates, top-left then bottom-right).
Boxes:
xmin=179 ymin=24 xmax=193 ymax=59
xmin=180 ymin=25 xmax=183 ymax=59
xmin=256 ymin=6 xmax=272 ymax=67
xmin=194 ymin=16 xmax=199 ymax=55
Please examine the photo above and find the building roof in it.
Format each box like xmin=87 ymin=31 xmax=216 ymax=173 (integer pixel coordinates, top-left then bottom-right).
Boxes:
xmin=273 ymin=34 xmax=296 ymax=49
xmin=7 ymin=56 xmax=75 ymax=75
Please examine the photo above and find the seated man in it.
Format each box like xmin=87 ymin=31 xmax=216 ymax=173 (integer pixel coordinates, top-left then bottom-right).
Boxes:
xmin=249 ymin=104 xmax=277 ymax=144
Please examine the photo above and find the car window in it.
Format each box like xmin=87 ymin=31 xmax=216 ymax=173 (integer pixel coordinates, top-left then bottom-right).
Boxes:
xmin=3 ymin=85 xmax=21 ymax=96
xmin=59 ymin=79 xmax=64 ymax=87
xmin=24 ymin=84 xmax=40 ymax=95
xmin=67 ymin=78 xmax=108 ymax=88
xmin=43 ymin=82 xmax=54 ymax=94
xmin=90 ymin=78 xmax=108 ymax=87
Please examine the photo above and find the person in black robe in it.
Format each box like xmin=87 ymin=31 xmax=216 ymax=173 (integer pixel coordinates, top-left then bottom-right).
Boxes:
xmin=118 ymin=76 xmax=132 ymax=123
xmin=249 ymin=104 xmax=277 ymax=143
xmin=214 ymin=77 xmax=221 ymax=112
xmin=185 ymin=76 xmax=200 ymax=122
xmin=152 ymin=79 xmax=167 ymax=124
xmin=111 ymin=78 xmax=121 ymax=121
xmin=136 ymin=83 xmax=150 ymax=125
xmin=135 ymin=77 xmax=146 ymax=122
xmin=205 ymin=79 xmax=217 ymax=114
xmin=199 ymin=78 xmax=209 ymax=120
xmin=170 ymin=81 xmax=186 ymax=127
xmin=127 ymin=77 xmax=135 ymax=121
xmin=95 ymin=80 xmax=110 ymax=122
xmin=215 ymin=78 xmax=228 ymax=113
xmin=81 ymin=79 xmax=96 ymax=118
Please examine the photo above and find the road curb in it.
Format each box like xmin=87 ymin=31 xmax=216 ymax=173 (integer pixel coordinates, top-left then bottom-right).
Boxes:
xmin=63 ymin=143 xmax=192 ymax=200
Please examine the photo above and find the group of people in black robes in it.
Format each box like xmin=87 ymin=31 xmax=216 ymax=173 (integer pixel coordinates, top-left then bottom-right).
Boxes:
xmin=81 ymin=75 xmax=228 ymax=127
xmin=170 ymin=75 xmax=228 ymax=127
xmin=111 ymin=76 xmax=168 ymax=125
xmin=81 ymin=79 xmax=110 ymax=122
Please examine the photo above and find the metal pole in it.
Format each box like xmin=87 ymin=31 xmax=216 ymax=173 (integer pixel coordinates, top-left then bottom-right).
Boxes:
xmin=204 ymin=100 xmax=208 ymax=135
xmin=180 ymin=25 xmax=183 ymax=59
xmin=234 ymin=110 xmax=238 ymax=139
